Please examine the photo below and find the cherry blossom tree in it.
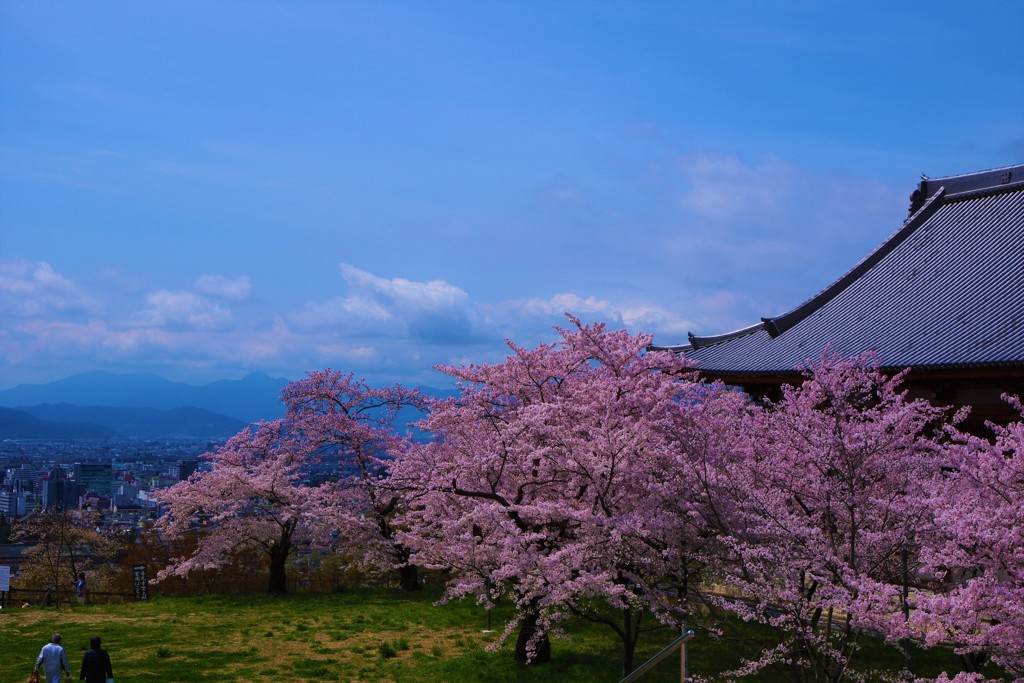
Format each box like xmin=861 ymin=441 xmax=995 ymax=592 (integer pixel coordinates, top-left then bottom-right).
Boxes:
xmin=154 ymin=419 xmax=337 ymax=595
xmin=155 ymin=370 xmax=429 ymax=596
xmin=700 ymin=352 xmax=949 ymax=682
xmin=280 ymin=370 xmax=428 ymax=590
xmin=392 ymin=316 xmax=720 ymax=674
xmin=911 ymin=395 xmax=1024 ymax=681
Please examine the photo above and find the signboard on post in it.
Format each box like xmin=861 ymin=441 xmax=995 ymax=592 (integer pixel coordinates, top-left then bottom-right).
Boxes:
xmin=0 ymin=565 xmax=10 ymax=608
xmin=133 ymin=565 xmax=148 ymax=601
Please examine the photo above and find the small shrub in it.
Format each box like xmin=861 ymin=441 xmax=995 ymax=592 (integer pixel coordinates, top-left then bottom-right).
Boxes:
xmin=156 ymin=647 xmax=172 ymax=659
xmin=431 ymin=644 xmax=443 ymax=658
xmin=378 ymin=642 xmax=397 ymax=659
xmin=396 ymin=636 xmax=410 ymax=651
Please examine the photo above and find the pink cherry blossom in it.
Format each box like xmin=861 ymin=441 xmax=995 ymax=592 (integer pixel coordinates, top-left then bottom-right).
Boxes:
xmin=912 ymin=395 xmax=1024 ymax=680
xmin=391 ymin=315 xmax=732 ymax=673
xmin=154 ymin=418 xmax=340 ymax=594
xmin=155 ymin=369 xmax=426 ymax=594
xmin=695 ymin=351 xmax=949 ymax=681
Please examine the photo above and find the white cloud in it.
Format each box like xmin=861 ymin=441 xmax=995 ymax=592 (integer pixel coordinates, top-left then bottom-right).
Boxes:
xmin=488 ymin=293 xmax=697 ymax=341
xmin=617 ymin=303 xmax=694 ymax=338
xmin=339 ymin=264 xmax=470 ymax=311
xmin=291 ymin=264 xmax=483 ymax=344
xmin=496 ymin=293 xmax=622 ymax=321
xmin=137 ymin=290 xmax=233 ymax=331
xmin=675 ymin=153 xmax=798 ymax=222
xmin=291 ymin=297 xmax=392 ymax=330
xmin=9 ymin=319 xmax=173 ymax=356
xmin=194 ymin=274 xmax=252 ymax=302
xmin=0 ymin=259 xmax=101 ymax=316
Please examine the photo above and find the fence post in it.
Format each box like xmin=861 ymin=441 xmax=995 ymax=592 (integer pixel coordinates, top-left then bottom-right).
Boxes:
xmin=680 ymin=631 xmax=687 ymax=682
xmin=619 ymin=629 xmax=695 ymax=683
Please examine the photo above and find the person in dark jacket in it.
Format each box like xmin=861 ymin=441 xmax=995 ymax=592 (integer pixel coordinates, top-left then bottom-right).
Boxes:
xmin=79 ymin=636 xmax=113 ymax=683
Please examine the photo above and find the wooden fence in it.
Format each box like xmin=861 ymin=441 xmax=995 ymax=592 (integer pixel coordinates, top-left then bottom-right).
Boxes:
xmin=0 ymin=587 xmax=135 ymax=608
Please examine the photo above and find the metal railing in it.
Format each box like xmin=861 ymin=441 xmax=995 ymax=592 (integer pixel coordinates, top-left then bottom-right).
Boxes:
xmin=619 ymin=629 xmax=696 ymax=683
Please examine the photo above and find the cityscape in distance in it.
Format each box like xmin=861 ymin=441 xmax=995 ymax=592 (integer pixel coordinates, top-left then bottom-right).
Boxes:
xmin=0 ymin=370 xmax=447 ymax=552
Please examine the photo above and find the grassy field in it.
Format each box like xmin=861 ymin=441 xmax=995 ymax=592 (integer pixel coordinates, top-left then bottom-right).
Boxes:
xmin=0 ymin=588 xmax=995 ymax=682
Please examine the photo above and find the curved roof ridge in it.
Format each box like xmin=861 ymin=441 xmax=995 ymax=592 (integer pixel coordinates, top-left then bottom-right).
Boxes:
xmin=916 ymin=163 xmax=1023 ymax=205
xmin=660 ymin=164 xmax=1024 ymax=375
xmin=687 ymin=322 xmax=765 ymax=350
xmin=647 ymin=342 xmax=693 ymax=353
xmin=927 ymin=162 xmax=1023 ymax=183
xmin=945 ymin=178 xmax=1024 ymax=203
xmin=760 ymin=185 xmax=948 ymax=338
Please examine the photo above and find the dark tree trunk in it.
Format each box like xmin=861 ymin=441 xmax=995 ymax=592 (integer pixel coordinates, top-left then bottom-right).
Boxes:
xmin=621 ymin=607 xmax=638 ymax=677
xmin=622 ymin=639 xmax=636 ymax=678
xmin=267 ymin=525 xmax=294 ymax=595
xmin=514 ymin=610 xmax=551 ymax=664
xmin=267 ymin=545 xmax=289 ymax=595
xmin=398 ymin=563 xmax=421 ymax=591
xmin=960 ymin=651 xmax=987 ymax=673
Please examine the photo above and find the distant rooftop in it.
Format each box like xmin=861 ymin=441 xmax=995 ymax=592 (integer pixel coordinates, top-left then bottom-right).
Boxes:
xmin=652 ymin=163 xmax=1024 ymax=376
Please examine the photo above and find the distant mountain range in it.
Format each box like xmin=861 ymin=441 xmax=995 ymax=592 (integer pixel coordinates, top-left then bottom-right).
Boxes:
xmin=0 ymin=407 xmax=119 ymax=440
xmin=0 ymin=371 xmax=457 ymax=441
xmin=0 ymin=405 xmax=245 ymax=440
xmin=0 ymin=371 xmax=288 ymax=440
xmin=0 ymin=371 xmax=289 ymax=423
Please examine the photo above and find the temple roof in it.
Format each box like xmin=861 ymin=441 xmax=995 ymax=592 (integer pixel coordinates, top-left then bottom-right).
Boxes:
xmin=652 ymin=164 xmax=1024 ymax=376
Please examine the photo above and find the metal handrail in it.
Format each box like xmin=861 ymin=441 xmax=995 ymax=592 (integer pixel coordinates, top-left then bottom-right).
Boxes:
xmin=619 ymin=629 xmax=696 ymax=683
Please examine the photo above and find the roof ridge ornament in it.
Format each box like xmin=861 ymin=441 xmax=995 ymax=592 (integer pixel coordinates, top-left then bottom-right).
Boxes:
xmin=909 ymin=181 xmax=928 ymax=215
xmin=910 ymin=164 xmax=1022 ymax=215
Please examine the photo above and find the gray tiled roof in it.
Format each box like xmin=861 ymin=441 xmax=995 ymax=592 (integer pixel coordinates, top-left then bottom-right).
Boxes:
xmin=653 ymin=164 xmax=1024 ymax=375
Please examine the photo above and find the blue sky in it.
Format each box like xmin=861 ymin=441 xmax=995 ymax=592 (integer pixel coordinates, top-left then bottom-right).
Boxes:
xmin=2 ymin=1 xmax=1022 ymax=390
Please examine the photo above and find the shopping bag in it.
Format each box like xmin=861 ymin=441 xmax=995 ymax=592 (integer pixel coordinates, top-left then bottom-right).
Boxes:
xmin=28 ymin=669 xmax=39 ymax=683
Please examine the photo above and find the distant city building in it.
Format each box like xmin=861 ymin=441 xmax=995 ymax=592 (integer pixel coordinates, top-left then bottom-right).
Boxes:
xmin=112 ymin=481 xmax=141 ymax=508
xmin=82 ymin=491 xmax=112 ymax=510
xmin=169 ymin=459 xmax=198 ymax=482
xmin=0 ymin=489 xmax=29 ymax=517
xmin=0 ymin=438 xmax=213 ymax=518
xmin=74 ymin=462 xmax=113 ymax=498
xmin=41 ymin=468 xmax=75 ymax=510
xmin=5 ymin=464 xmax=42 ymax=491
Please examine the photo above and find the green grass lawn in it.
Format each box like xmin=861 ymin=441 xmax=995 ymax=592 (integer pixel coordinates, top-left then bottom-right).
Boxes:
xmin=0 ymin=588 xmax=997 ymax=682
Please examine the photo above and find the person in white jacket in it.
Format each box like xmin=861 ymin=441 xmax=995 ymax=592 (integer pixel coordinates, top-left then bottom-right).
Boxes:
xmin=34 ymin=633 xmax=70 ymax=683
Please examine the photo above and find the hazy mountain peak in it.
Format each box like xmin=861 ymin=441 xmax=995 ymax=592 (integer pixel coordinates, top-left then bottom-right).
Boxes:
xmin=0 ymin=371 xmax=290 ymax=424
